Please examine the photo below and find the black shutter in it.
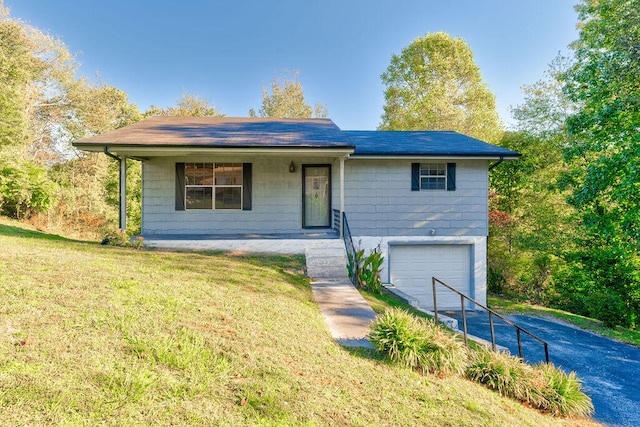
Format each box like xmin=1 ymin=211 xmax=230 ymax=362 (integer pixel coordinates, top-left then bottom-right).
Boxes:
xmin=447 ymin=163 xmax=456 ymax=191
xmin=411 ymin=163 xmax=420 ymax=191
xmin=175 ymin=163 xmax=185 ymax=210
xmin=242 ymin=163 xmax=252 ymax=210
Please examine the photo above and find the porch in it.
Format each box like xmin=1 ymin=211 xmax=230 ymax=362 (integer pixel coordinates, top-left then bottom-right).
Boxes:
xmin=141 ymin=230 xmax=341 ymax=255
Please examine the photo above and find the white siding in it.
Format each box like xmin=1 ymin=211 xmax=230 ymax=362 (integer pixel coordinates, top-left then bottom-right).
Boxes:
xmin=142 ymin=156 xmax=338 ymax=235
xmin=343 ymin=159 xmax=489 ymax=237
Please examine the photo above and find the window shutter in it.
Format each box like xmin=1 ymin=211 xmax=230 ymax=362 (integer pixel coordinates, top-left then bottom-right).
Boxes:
xmin=411 ymin=163 xmax=420 ymax=191
xmin=175 ymin=163 xmax=185 ymax=210
xmin=447 ymin=163 xmax=456 ymax=191
xmin=242 ymin=163 xmax=252 ymax=210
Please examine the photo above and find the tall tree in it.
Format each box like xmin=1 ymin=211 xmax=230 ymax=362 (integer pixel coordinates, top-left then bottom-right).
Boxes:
xmin=561 ymin=0 xmax=640 ymax=327
xmin=0 ymin=2 xmax=142 ymax=234
xmin=145 ymin=93 xmax=224 ymax=117
xmin=380 ymin=32 xmax=502 ymax=142
xmin=250 ymin=71 xmax=328 ymax=119
xmin=488 ymin=55 xmax=576 ymax=300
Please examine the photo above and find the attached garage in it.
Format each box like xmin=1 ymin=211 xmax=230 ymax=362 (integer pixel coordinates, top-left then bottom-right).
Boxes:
xmin=389 ymin=243 xmax=473 ymax=310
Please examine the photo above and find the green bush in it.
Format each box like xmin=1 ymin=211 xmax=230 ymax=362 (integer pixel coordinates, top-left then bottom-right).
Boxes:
xmin=347 ymin=244 xmax=384 ymax=294
xmin=466 ymin=347 xmax=544 ymax=406
xmin=369 ymin=308 xmax=467 ymax=375
xmin=0 ymin=156 xmax=57 ymax=219
xmin=466 ymin=347 xmax=593 ymax=418
xmin=537 ymin=363 xmax=594 ymax=418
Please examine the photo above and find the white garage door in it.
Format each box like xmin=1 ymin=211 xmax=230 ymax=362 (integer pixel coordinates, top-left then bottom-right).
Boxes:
xmin=389 ymin=244 xmax=471 ymax=310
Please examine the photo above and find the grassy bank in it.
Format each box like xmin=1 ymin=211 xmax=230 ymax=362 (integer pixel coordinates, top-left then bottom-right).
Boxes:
xmin=0 ymin=218 xmax=598 ymax=425
xmin=488 ymin=296 xmax=640 ymax=347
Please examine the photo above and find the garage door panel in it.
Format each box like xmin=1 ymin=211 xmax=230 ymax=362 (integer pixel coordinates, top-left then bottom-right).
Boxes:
xmin=390 ymin=244 xmax=471 ymax=310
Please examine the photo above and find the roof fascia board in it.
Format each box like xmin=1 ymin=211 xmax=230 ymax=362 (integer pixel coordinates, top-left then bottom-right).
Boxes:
xmin=349 ymin=155 xmax=520 ymax=160
xmin=76 ymin=145 xmax=355 ymax=156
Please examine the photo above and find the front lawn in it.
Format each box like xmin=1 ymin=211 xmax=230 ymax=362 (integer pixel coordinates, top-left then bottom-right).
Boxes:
xmin=0 ymin=217 xmax=598 ymax=425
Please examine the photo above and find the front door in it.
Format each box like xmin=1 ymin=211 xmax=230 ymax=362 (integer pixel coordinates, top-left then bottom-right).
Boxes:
xmin=302 ymin=165 xmax=331 ymax=228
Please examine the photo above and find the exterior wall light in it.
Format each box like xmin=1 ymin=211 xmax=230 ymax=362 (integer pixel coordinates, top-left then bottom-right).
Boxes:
xmin=289 ymin=161 xmax=295 ymax=173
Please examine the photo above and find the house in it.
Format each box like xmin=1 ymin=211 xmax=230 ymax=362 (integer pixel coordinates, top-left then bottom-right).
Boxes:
xmin=74 ymin=116 xmax=519 ymax=309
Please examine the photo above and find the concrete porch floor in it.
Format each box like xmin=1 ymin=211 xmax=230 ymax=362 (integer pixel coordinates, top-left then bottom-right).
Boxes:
xmin=141 ymin=230 xmax=340 ymax=254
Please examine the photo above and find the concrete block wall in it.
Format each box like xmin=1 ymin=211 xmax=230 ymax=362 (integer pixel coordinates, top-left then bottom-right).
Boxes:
xmin=142 ymin=156 xmax=338 ymax=235
xmin=343 ymin=159 xmax=489 ymax=237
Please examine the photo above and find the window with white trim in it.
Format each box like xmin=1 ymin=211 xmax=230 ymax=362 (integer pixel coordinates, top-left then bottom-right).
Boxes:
xmin=185 ymin=163 xmax=243 ymax=209
xmin=420 ymin=163 xmax=446 ymax=190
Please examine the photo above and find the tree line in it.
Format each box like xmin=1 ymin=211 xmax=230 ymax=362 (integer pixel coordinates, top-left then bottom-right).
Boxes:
xmin=2 ymin=0 xmax=639 ymax=328
xmin=0 ymin=3 xmax=326 ymax=238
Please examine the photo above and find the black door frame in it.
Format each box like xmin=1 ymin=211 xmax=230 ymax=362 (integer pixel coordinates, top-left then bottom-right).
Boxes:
xmin=302 ymin=164 xmax=332 ymax=229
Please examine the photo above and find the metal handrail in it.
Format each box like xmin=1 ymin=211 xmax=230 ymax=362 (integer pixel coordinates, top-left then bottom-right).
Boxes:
xmin=432 ymin=277 xmax=549 ymax=363
xmin=341 ymin=212 xmax=357 ymax=286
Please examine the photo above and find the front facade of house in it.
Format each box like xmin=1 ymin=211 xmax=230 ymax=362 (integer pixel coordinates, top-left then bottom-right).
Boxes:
xmin=75 ymin=117 xmax=518 ymax=309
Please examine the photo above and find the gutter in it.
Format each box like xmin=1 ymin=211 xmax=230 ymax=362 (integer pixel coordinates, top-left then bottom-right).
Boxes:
xmin=103 ymin=146 xmax=120 ymax=161
xmin=488 ymin=155 xmax=504 ymax=171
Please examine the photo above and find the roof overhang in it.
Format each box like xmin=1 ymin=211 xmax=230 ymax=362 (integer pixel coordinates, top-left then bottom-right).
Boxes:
xmin=349 ymin=154 xmax=520 ymax=160
xmin=78 ymin=144 xmax=355 ymax=158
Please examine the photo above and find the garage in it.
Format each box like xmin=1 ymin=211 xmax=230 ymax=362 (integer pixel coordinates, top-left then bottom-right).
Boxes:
xmin=389 ymin=244 xmax=472 ymax=310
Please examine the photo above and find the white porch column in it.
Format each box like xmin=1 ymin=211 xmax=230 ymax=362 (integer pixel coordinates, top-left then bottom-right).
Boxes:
xmin=119 ymin=156 xmax=127 ymax=231
xmin=340 ymin=156 xmax=345 ymax=237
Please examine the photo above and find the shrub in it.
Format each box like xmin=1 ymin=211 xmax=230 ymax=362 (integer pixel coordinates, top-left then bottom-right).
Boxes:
xmin=369 ymin=308 xmax=467 ymax=375
xmin=466 ymin=347 xmax=593 ymax=418
xmin=537 ymin=363 xmax=594 ymax=418
xmin=347 ymin=244 xmax=384 ymax=294
xmin=102 ymin=229 xmax=144 ymax=249
xmin=466 ymin=347 xmax=544 ymax=406
xmin=0 ymin=156 xmax=57 ymax=219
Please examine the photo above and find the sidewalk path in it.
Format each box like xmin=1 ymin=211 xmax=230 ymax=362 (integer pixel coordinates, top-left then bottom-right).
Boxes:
xmin=305 ymin=240 xmax=377 ymax=347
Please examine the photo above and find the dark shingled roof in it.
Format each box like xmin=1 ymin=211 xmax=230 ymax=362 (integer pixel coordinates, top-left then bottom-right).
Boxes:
xmin=74 ymin=117 xmax=519 ymax=158
xmin=75 ymin=116 xmax=354 ymax=149
xmin=345 ymin=131 xmax=520 ymax=157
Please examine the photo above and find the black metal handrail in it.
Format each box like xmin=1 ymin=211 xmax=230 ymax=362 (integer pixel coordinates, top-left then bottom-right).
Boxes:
xmin=341 ymin=212 xmax=357 ymax=286
xmin=332 ymin=209 xmax=341 ymax=234
xmin=432 ymin=277 xmax=549 ymax=363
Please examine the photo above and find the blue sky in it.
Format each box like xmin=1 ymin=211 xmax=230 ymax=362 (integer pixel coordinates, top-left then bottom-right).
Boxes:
xmin=6 ymin=0 xmax=578 ymax=130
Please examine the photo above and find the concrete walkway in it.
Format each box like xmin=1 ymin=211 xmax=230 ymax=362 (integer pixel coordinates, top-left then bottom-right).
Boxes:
xmin=305 ymin=240 xmax=377 ymax=348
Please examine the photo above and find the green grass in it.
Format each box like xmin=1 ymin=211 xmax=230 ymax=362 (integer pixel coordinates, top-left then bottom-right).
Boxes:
xmin=488 ymin=295 xmax=640 ymax=347
xmin=0 ymin=217 xmax=600 ymax=426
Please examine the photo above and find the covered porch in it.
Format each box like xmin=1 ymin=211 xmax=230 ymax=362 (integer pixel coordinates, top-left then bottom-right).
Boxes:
xmin=141 ymin=229 xmax=341 ymax=255
xmin=72 ymin=117 xmax=355 ymax=239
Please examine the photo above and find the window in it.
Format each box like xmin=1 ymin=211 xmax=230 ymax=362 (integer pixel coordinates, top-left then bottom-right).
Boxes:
xmin=411 ymin=163 xmax=456 ymax=191
xmin=184 ymin=163 xmax=243 ymax=209
xmin=420 ymin=163 xmax=446 ymax=190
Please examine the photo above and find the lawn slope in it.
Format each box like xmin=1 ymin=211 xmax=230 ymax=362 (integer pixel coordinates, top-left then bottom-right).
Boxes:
xmin=0 ymin=219 xmax=598 ymax=426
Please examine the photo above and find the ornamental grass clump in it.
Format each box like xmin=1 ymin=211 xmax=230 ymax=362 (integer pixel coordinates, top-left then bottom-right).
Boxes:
xmin=369 ymin=308 xmax=467 ymax=376
xmin=466 ymin=347 xmax=543 ymax=405
xmin=466 ymin=347 xmax=593 ymax=418
xmin=537 ymin=363 xmax=594 ymax=418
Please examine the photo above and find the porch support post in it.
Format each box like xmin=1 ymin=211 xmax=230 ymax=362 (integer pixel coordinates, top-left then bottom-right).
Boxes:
xmin=339 ymin=156 xmax=345 ymax=237
xmin=119 ymin=156 xmax=127 ymax=231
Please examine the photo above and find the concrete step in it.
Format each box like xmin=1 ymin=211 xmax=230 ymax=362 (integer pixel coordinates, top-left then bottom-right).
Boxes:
xmin=305 ymin=241 xmax=350 ymax=281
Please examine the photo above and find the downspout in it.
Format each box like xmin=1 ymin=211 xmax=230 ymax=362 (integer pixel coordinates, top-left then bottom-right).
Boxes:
xmin=103 ymin=146 xmax=127 ymax=231
xmin=488 ymin=155 xmax=504 ymax=171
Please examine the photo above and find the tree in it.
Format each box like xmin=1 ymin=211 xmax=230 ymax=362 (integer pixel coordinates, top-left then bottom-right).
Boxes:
xmin=146 ymin=93 xmax=224 ymax=117
xmin=380 ymin=32 xmax=502 ymax=143
xmin=250 ymin=71 xmax=328 ymax=119
xmin=0 ymin=2 xmax=143 ymax=235
xmin=560 ymin=0 xmax=640 ymax=327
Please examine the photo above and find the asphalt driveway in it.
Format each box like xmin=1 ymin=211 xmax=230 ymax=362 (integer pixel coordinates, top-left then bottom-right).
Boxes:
xmin=455 ymin=311 xmax=640 ymax=427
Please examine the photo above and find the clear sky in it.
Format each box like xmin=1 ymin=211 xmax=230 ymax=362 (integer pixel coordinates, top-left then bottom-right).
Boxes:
xmin=6 ymin=0 xmax=579 ymax=130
